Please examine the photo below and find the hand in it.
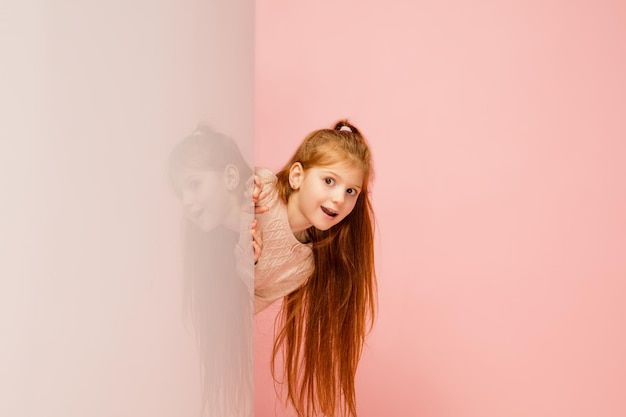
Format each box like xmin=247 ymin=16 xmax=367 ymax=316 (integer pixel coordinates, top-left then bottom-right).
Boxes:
xmin=252 ymin=175 xmax=269 ymax=214
xmin=251 ymin=219 xmax=263 ymax=264
xmin=244 ymin=175 xmax=268 ymax=214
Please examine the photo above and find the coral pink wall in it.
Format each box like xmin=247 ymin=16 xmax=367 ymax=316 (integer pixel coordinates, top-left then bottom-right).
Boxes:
xmin=255 ymin=1 xmax=626 ymax=416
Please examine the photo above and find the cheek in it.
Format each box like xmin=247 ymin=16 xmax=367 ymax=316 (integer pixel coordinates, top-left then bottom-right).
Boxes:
xmin=303 ymin=185 xmax=322 ymax=204
xmin=343 ymin=200 xmax=358 ymax=216
xmin=200 ymin=180 xmax=225 ymax=199
xmin=196 ymin=187 xmax=211 ymax=204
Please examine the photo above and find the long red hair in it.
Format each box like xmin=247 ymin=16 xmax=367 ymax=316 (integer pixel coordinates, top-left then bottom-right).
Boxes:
xmin=272 ymin=120 xmax=377 ymax=417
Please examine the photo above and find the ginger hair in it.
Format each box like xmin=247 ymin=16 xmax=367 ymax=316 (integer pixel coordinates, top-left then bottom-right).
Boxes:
xmin=272 ymin=120 xmax=377 ymax=417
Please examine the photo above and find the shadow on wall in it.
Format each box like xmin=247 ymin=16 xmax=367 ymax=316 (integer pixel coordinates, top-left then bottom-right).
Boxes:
xmin=168 ymin=125 xmax=255 ymax=417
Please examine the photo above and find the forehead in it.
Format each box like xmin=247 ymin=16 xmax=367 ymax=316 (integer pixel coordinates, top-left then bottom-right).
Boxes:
xmin=309 ymin=162 xmax=365 ymax=187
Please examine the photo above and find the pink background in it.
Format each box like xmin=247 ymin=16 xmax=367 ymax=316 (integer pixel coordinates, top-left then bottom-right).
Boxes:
xmin=254 ymin=1 xmax=626 ymax=416
xmin=2 ymin=1 xmax=624 ymax=416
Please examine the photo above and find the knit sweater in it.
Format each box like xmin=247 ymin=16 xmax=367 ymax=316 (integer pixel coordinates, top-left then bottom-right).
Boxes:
xmin=254 ymin=168 xmax=314 ymax=313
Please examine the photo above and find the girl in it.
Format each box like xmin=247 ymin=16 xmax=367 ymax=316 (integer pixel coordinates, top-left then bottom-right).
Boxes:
xmin=168 ymin=125 xmax=260 ymax=417
xmin=254 ymin=120 xmax=377 ymax=417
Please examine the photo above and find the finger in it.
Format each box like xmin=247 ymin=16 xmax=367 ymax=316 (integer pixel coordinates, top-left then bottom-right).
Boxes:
xmin=252 ymin=175 xmax=261 ymax=201
xmin=252 ymin=229 xmax=263 ymax=244
xmin=252 ymin=241 xmax=261 ymax=263
xmin=252 ymin=227 xmax=263 ymax=245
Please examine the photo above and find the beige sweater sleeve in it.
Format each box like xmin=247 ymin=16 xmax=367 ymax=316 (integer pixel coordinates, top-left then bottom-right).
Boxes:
xmin=253 ymin=168 xmax=314 ymax=314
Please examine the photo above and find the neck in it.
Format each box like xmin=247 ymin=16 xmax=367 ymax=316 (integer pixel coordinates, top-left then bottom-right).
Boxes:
xmin=287 ymin=193 xmax=311 ymax=236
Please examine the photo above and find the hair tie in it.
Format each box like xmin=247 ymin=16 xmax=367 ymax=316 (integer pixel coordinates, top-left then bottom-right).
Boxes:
xmin=338 ymin=125 xmax=352 ymax=132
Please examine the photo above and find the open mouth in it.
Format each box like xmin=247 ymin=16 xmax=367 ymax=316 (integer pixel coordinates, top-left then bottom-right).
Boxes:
xmin=321 ymin=206 xmax=338 ymax=218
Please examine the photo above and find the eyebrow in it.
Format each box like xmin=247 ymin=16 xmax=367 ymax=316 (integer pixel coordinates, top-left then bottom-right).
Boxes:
xmin=321 ymin=170 xmax=362 ymax=190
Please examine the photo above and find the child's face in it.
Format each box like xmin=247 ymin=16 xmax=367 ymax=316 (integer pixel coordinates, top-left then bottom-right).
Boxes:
xmin=178 ymin=168 xmax=232 ymax=232
xmin=288 ymin=162 xmax=364 ymax=232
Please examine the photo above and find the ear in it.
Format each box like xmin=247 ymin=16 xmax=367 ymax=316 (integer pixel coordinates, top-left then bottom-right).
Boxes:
xmin=223 ymin=164 xmax=240 ymax=191
xmin=288 ymin=162 xmax=304 ymax=190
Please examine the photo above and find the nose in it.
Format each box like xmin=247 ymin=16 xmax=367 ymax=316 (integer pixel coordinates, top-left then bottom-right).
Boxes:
xmin=331 ymin=189 xmax=345 ymax=205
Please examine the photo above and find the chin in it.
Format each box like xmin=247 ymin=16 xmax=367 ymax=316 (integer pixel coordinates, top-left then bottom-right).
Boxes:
xmin=312 ymin=221 xmax=339 ymax=232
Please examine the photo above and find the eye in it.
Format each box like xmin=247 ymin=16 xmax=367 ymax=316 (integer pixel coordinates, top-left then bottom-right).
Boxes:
xmin=324 ymin=177 xmax=334 ymax=185
xmin=346 ymin=188 xmax=359 ymax=196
